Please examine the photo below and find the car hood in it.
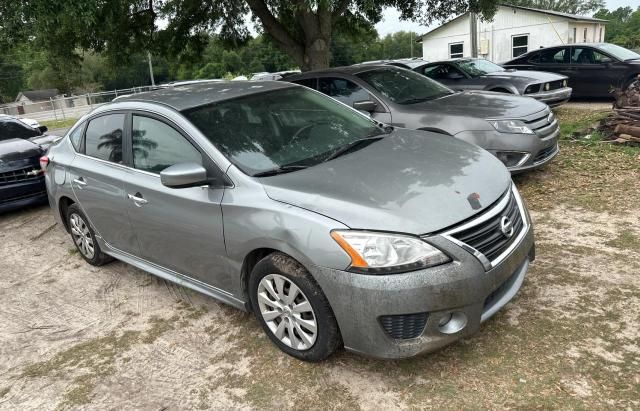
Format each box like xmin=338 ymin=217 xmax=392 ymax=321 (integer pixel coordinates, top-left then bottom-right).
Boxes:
xmin=483 ymin=70 xmax=566 ymax=82
xmin=260 ymin=129 xmax=511 ymax=235
xmin=0 ymin=138 xmax=43 ymax=172
xmin=408 ymin=91 xmax=547 ymax=121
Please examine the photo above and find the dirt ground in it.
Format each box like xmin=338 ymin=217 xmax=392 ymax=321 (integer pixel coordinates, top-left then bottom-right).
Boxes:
xmin=1 ymin=107 xmax=639 ymax=410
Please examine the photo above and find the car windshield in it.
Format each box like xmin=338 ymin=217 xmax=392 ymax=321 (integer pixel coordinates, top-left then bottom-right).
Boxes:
xmin=182 ymin=87 xmax=385 ymax=176
xmin=356 ymin=68 xmax=453 ymax=105
xmin=456 ymin=59 xmax=504 ymax=77
xmin=596 ymin=44 xmax=640 ymax=61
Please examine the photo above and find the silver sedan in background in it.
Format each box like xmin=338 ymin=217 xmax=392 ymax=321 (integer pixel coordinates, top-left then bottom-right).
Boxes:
xmin=43 ymin=81 xmax=534 ymax=361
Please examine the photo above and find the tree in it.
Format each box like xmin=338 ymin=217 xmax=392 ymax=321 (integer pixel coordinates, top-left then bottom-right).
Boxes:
xmin=507 ymin=0 xmax=605 ymax=15
xmin=0 ymin=1 xmax=501 ymax=72
xmin=594 ymin=7 xmax=640 ymax=49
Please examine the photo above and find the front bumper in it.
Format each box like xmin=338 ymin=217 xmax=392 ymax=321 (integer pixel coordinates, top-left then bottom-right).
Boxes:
xmin=308 ymin=220 xmax=535 ymax=359
xmin=526 ymin=87 xmax=572 ymax=107
xmin=0 ymin=177 xmax=47 ymax=213
xmin=456 ymin=126 xmax=559 ymax=174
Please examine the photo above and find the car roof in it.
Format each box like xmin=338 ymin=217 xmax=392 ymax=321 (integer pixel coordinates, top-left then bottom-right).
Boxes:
xmin=114 ymin=81 xmax=295 ymax=111
xmin=286 ymin=64 xmax=401 ymax=80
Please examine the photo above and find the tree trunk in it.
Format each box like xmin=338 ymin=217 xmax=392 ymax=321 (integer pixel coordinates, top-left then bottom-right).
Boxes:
xmin=302 ymin=37 xmax=331 ymax=71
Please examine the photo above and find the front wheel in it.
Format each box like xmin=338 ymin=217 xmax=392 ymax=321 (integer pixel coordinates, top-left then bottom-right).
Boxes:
xmin=249 ymin=252 xmax=341 ymax=361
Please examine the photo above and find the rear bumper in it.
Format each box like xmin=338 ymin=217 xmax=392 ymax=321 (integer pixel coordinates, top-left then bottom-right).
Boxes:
xmin=526 ymin=87 xmax=572 ymax=106
xmin=308 ymin=221 xmax=534 ymax=359
xmin=0 ymin=177 xmax=47 ymax=213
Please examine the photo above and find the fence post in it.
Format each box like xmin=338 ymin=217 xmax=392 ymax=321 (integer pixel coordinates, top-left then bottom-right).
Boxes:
xmin=88 ymin=92 xmax=93 ymax=107
xmin=59 ymin=97 xmax=66 ymax=120
xmin=50 ymin=97 xmax=58 ymax=121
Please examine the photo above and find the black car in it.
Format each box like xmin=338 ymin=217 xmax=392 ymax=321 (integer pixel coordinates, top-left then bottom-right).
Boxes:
xmin=502 ymin=43 xmax=640 ymax=98
xmin=0 ymin=118 xmax=59 ymax=212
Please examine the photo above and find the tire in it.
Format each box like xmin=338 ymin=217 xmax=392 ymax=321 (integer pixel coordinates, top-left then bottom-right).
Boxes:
xmin=248 ymin=252 xmax=341 ymax=361
xmin=66 ymin=204 xmax=113 ymax=266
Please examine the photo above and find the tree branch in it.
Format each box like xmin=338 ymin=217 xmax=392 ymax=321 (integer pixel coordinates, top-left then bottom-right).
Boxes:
xmin=332 ymin=0 xmax=351 ymax=19
xmin=245 ymin=0 xmax=303 ymax=51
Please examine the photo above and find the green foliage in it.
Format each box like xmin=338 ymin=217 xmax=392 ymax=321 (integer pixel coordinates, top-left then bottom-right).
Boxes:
xmin=506 ymin=0 xmax=605 ymax=15
xmin=594 ymin=7 xmax=640 ymax=49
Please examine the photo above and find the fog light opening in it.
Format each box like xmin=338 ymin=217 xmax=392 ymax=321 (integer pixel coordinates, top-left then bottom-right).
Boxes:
xmin=496 ymin=151 xmax=528 ymax=168
xmin=438 ymin=312 xmax=468 ymax=335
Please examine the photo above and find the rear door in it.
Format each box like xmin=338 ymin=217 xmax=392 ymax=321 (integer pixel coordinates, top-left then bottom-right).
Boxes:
xmin=68 ymin=113 xmax=138 ymax=254
xmin=122 ymin=113 xmax=229 ymax=290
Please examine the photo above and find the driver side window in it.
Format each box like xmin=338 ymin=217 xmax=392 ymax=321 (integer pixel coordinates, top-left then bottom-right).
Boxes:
xmin=131 ymin=115 xmax=202 ymax=174
xmin=318 ymin=77 xmax=371 ymax=107
xmin=572 ymin=47 xmax=613 ymax=65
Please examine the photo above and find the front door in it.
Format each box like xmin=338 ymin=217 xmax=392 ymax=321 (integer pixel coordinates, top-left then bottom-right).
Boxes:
xmin=69 ymin=113 xmax=138 ymax=254
xmin=122 ymin=114 xmax=230 ymax=291
xmin=570 ymin=47 xmax=628 ymax=97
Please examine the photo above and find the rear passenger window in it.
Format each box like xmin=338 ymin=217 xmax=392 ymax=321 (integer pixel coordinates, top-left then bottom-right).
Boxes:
xmin=132 ymin=115 xmax=202 ymax=174
xmin=69 ymin=125 xmax=83 ymax=151
xmin=85 ymin=114 xmax=125 ymax=163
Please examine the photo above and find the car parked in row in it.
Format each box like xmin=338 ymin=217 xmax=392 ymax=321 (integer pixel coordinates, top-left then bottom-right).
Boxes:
xmin=286 ymin=65 xmax=559 ymax=173
xmin=412 ymin=58 xmax=572 ymax=107
xmin=0 ymin=117 xmax=60 ymax=212
xmin=44 ymin=81 xmax=534 ymax=361
xmin=502 ymin=43 xmax=640 ymax=98
xmin=0 ymin=114 xmax=42 ymax=129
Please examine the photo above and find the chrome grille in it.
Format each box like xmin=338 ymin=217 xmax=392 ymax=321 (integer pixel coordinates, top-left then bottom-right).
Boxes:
xmin=0 ymin=166 xmax=42 ymax=186
xmin=444 ymin=186 xmax=527 ymax=269
xmin=524 ymin=110 xmax=558 ymax=139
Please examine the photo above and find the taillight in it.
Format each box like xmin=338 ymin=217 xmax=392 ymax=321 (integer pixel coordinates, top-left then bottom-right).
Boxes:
xmin=39 ymin=155 xmax=50 ymax=171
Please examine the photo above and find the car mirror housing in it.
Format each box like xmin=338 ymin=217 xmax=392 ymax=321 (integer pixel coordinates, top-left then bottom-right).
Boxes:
xmin=160 ymin=163 xmax=209 ymax=188
xmin=38 ymin=125 xmax=48 ymax=134
xmin=353 ymin=100 xmax=378 ymax=113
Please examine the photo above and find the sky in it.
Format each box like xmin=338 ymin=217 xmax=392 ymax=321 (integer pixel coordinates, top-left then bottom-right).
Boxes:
xmin=374 ymin=0 xmax=640 ymax=36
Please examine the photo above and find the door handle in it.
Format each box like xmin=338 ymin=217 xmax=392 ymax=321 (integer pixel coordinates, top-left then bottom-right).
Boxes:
xmin=73 ymin=177 xmax=87 ymax=188
xmin=127 ymin=193 xmax=148 ymax=206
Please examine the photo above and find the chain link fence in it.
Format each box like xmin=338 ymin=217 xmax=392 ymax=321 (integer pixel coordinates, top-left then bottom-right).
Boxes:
xmin=0 ymin=86 xmax=157 ymax=124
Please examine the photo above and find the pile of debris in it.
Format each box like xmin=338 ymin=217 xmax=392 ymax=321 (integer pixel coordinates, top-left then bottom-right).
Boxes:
xmin=604 ymin=75 xmax=640 ymax=145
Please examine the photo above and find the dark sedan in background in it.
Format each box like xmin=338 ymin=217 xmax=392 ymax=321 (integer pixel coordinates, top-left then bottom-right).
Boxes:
xmin=0 ymin=118 xmax=60 ymax=212
xmin=413 ymin=58 xmax=571 ymax=106
xmin=502 ymin=43 xmax=640 ymax=98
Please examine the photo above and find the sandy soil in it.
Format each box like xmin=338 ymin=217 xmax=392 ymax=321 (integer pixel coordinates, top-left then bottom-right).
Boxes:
xmin=1 ymin=127 xmax=639 ymax=409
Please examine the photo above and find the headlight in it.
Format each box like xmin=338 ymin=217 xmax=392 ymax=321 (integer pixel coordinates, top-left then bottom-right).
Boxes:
xmin=489 ymin=120 xmax=534 ymax=134
xmin=331 ymin=230 xmax=451 ymax=274
xmin=544 ymin=83 xmax=550 ymax=91
xmin=562 ymin=79 xmax=568 ymax=87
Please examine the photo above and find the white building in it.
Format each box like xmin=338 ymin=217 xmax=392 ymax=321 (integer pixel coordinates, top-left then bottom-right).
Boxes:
xmin=418 ymin=4 xmax=607 ymax=63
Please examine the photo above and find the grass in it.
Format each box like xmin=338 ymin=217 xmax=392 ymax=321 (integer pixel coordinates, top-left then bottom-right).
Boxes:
xmin=606 ymin=230 xmax=640 ymax=251
xmin=41 ymin=118 xmax=78 ymax=130
xmin=515 ymin=108 xmax=640 ymax=212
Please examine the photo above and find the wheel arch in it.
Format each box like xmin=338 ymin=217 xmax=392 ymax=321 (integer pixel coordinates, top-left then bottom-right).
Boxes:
xmin=58 ymin=196 xmax=76 ymax=233
xmin=240 ymin=248 xmax=280 ymax=307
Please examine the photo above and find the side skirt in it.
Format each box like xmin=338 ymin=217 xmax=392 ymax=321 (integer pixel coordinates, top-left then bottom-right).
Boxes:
xmin=100 ymin=239 xmax=249 ymax=311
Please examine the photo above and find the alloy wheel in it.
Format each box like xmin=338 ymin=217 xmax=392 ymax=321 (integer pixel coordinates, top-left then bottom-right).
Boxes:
xmin=69 ymin=213 xmax=95 ymax=259
xmin=257 ymin=273 xmax=318 ymax=350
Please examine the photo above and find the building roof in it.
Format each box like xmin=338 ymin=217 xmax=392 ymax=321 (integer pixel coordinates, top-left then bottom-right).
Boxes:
xmin=504 ymin=4 xmax=607 ymax=23
xmin=114 ymin=81 xmax=294 ymax=111
xmin=418 ymin=4 xmax=607 ymax=41
xmin=16 ymin=89 xmax=60 ymax=102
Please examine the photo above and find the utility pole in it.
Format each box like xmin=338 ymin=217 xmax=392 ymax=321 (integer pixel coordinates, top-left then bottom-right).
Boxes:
xmin=410 ymin=31 xmax=413 ymax=58
xmin=469 ymin=12 xmax=478 ymax=58
xmin=148 ymin=52 xmax=156 ymax=87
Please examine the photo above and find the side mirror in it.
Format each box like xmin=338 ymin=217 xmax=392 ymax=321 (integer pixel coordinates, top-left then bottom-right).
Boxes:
xmin=38 ymin=126 xmax=48 ymax=133
xmin=353 ymin=100 xmax=377 ymax=113
xmin=160 ymin=163 xmax=208 ymax=188
xmin=447 ymin=73 xmax=464 ymax=80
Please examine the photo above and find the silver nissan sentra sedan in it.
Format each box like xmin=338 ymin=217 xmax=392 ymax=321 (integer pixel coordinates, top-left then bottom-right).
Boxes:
xmin=43 ymin=81 xmax=534 ymax=361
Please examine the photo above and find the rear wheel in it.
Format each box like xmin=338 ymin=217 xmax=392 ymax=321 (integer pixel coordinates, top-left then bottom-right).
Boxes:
xmin=66 ymin=204 xmax=113 ymax=266
xmin=249 ymin=252 xmax=341 ymax=361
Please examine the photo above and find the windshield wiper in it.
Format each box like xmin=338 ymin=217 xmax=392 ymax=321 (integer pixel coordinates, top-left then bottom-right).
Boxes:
xmin=252 ymin=164 xmax=308 ymax=177
xmin=323 ymin=135 xmax=385 ymax=163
